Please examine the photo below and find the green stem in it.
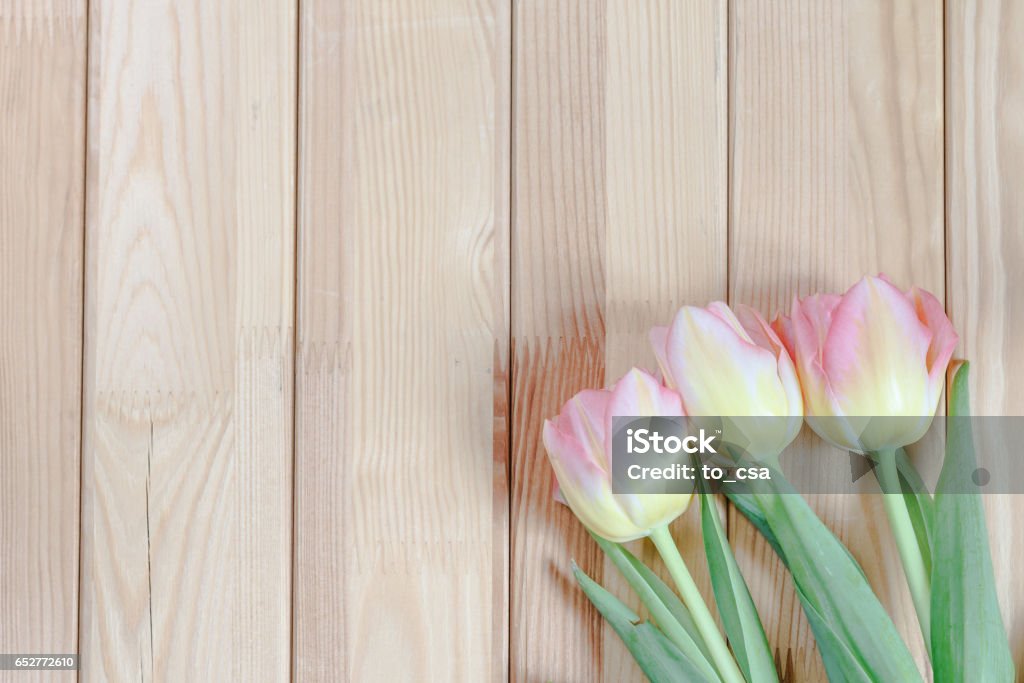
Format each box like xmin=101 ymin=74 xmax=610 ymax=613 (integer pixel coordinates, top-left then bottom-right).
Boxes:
xmin=876 ymin=449 xmax=932 ymax=649
xmin=650 ymin=525 xmax=746 ymax=683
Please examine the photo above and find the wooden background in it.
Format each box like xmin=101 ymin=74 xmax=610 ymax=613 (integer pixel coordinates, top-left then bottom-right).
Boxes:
xmin=0 ymin=0 xmax=1020 ymax=681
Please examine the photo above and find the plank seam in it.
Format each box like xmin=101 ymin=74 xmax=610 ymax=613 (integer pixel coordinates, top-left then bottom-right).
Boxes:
xmin=290 ymin=1 xmax=302 ymax=681
xmin=76 ymin=0 xmax=92 ymax=679
xmin=724 ymin=0 xmax=732 ymax=542
xmin=942 ymin=0 xmax=950 ymax=360
xmin=506 ymin=0 xmax=516 ymax=680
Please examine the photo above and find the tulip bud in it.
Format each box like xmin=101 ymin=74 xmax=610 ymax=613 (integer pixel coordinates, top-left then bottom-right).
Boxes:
xmin=651 ymin=302 xmax=803 ymax=459
xmin=543 ymin=368 xmax=692 ymax=542
xmin=773 ymin=275 xmax=958 ymax=452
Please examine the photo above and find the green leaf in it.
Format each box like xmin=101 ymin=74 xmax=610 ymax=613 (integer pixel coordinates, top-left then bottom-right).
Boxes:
xmin=589 ymin=532 xmax=721 ymax=681
xmin=700 ymin=494 xmax=778 ymax=683
xmin=931 ymin=362 xmax=1015 ymax=681
xmin=751 ymin=476 xmax=921 ymax=682
xmin=571 ymin=562 xmax=717 ymax=683
xmin=621 ymin=547 xmax=711 ymax=659
xmin=726 ymin=480 xmax=867 ymax=582
xmin=793 ymin=585 xmax=873 ymax=683
xmin=636 ymin=623 xmax=718 ymax=683
xmin=722 ymin=490 xmax=786 ymax=564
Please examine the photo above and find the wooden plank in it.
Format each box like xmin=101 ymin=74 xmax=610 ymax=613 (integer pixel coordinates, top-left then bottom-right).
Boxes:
xmin=511 ymin=1 xmax=726 ymax=680
xmin=728 ymin=1 xmax=943 ymax=679
xmin=0 ymin=3 xmax=86 ymax=682
xmin=79 ymin=1 xmax=296 ymax=680
xmin=603 ymin=2 xmax=727 ymax=681
xmin=511 ymin=1 xmax=607 ymax=678
xmin=293 ymin=1 xmax=510 ymax=680
xmin=946 ymin=0 xmax=1024 ymax=671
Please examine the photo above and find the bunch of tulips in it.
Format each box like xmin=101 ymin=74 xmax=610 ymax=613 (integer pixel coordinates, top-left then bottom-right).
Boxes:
xmin=544 ymin=275 xmax=1013 ymax=682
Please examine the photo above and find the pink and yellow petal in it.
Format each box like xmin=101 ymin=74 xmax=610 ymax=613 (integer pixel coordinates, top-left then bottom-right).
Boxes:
xmin=822 ymin=276 xmax=932 ymax=416
xmin=649 ymin=326 xmax=675 ymax=389
xmin=609 ymin=368 xmax=684 ymax=418
xmin=706 ymin=301 xmax=755 ymax=343
xmin=555 ymin=389 xmax=611 ymax=468
xmin=666 ymin=306 xmax=790 ymax=417
xmin=910 ymin=286 xmax=958 ymax=403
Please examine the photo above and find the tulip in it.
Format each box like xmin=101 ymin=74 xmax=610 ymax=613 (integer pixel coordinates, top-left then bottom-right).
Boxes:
xmin=650 ymin=302 xmax=803 ymax=460
xmin=774 ymin=274 xmax=958 ymax=650
xmin=546 ymin=368 xmax=746 ymax=683
xmin=543 ymin=368 xmax=691 ymax=543
xmin=772 ymin=275 xmax=958 ymax=453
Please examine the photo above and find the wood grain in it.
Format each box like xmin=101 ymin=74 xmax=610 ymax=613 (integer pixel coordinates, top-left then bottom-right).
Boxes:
xmin=2 ymin=1 xmax=1024 ymax=680
xmin=293 ymin=0 xmax=510 ymax=680
xmin=511 ymin=2 xmax=607 ymax=679
xmin=728 ymin=0 xmax=943 ymax=679
xmin=512 ymin=1 xmax=726 ymax=680
xmin=79 ymin=0 xmax=296 ymax=679
xmin=603 ymin=2 xmax=727 ymax=681
xmin=0 ymin=2 xmax=86 ymax=682
xmin=946 ymin=0 xmax=1024 ymax=671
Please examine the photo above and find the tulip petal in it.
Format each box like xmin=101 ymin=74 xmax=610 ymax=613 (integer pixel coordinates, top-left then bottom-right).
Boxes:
xmin=736 ymin=304 xmax=781 ymax=355
xmin=543 ymin=418 xmax=608 ymax=498
xmin=707 ymin=301 xmax=755 ymax=343
xmin=605 ymin=368 xmax=684 ymax=468
xmin=776 ymin=294 xmax=843 ymax=409
xmin=605 ymin=370 xmax=692 ymax=530
xmin=557 ymin=389 xmax=612 ymax=470
xmin=800 ymin=293 xmax=842 ymax=359
xmin=666 ymin=306 xmax=790 ymax=418
xmin=823 ymin=276 xmax=932 ymax=416
xmin=552 ymin=476 xmax=566 ymax=505
xmin=619 ymin=491 xmax=693 ymax=533
xmin=738 ymin=304 xmax=804 ymax=420
xmin=781 ymin=297 xmax=866 ymax=450
xmin=649 ymin=326 xmax=674 ymax=388
xmin=911 ymin=286 xmax=958 ymax=403
xmin=608 ymin=368 xmax=684 ymax=419
xmin=544 ymin=418 xmax=650 ymax=541
xmin=771 ymin=308 xmax=798 ymax=361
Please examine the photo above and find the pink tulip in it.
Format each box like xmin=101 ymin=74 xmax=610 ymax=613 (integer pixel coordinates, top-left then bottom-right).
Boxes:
xmin=773 ymin=275 xmax=958 ymax=452
xmin=650 ymin=302 xmax=803 ymax=459
xmin=543 ymin=368 xmax=692 ymax=542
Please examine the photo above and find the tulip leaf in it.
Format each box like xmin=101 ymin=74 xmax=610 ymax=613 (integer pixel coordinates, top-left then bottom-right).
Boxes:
xmin=793 ymin=584 xmax=873 ymax=683
xmin=699 ymin=494 xmax=778 ymax=683
xmin=633 ymin=622 xmax=719 ymax=683
xmin=712 ymin=529 xmax=885 ymax=683
xmin=726 ymin=482 xmax=868 ymax=583
xmin=571 ymin=562 xmax=717 ymax=683
xmin=751 ymin=477 xmax=921 ymax=682
xmin=588 ymin=531 xmax=720 ymax=681
xmin=931 ymin=363 xmax=1014 ymax=681
xmin=621 ymin=548 xmax=710 ymax=657
xmin=722 ymin=489 xmax=786 ymax=564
